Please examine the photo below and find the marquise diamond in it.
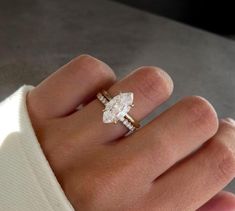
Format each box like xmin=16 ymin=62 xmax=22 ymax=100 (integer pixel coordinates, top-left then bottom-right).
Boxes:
xmin=103 ymin=92 xmax=134 ymax=123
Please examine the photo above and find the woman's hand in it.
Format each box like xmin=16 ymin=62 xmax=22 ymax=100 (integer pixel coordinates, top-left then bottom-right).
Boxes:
xmin=27 ymin=55 xmax=235 ymax=211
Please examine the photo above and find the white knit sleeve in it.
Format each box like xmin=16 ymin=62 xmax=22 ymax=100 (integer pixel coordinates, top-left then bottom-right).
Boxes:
xmin=0 ymin=85 xmax=74 ymax=211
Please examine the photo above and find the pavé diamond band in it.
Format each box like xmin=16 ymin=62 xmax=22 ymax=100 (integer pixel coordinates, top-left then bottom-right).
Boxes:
xmin=96 ymin=90 xmax=140 ymax=132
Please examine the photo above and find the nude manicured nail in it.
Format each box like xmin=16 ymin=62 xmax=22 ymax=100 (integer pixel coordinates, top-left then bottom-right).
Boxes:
xmin=223 ymin=117 xmax=235 ymax=125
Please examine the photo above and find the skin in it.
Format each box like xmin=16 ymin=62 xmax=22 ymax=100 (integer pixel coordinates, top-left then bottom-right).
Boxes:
xmin=27 ymin=54 xmax=235 ymax=211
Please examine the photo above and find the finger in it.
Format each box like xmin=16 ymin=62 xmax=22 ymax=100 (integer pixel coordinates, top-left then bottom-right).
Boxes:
xmin=147 ymin=119 xmax=235 ymax=211
xmin=27 ymin=54 xmax=116 ymax=119
xmin=198 ymin=191 xmax=235 ymax=211
xmin=67 ymin=66 xmax=174 ymax=143
xmin=115 ymin=96 xmax=218 ymax=183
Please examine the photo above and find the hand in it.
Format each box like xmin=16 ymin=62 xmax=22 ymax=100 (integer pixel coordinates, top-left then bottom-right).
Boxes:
xmin=27 ymin=55 xmax=235 ymax=211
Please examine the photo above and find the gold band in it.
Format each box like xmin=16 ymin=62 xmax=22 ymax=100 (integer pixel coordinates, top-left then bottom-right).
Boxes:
xmin=101 ymin=90 xmax=140 ymax=129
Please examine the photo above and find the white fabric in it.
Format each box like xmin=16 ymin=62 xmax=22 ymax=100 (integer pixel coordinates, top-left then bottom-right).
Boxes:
xmin=0 ymin=86 xmax=74 ymax=211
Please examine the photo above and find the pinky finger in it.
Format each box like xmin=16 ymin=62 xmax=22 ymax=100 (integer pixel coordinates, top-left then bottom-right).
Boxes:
xmin=147 ymin=119 xmax=235 ymax=210
xmin=198 ymin=191 xmax=235 ymax=211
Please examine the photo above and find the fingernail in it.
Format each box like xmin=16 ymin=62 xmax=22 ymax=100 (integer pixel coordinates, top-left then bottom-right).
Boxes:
xmin=223 ymin=117 xmax=235 ymax=125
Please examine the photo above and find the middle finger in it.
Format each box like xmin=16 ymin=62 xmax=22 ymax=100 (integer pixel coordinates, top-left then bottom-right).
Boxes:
xmin=115 ymin=95 xmax=218 ymax=183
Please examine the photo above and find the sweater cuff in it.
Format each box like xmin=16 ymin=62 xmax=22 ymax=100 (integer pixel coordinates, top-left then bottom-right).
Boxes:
xmin=0 ymin=85 xmax=74 ymax=211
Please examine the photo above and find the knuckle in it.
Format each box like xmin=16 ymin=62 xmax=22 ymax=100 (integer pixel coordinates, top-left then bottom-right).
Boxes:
xmin=215 ymin=145 xmax=235 ymax=182
xmin=135 ymin=66 xmax=173 ymax=103
xmin=183 ymin=96 xmax=218 ymax=133
xmin=75 ymin=54 xmax=99 ymax=65
xmin=77 ymin=54 xmax=101 ymax=69
xmin=210 ymin=127 xmax=235 ymax=182
xmin=184 ymin=96 xmax=214 ymax=119
xmin=70 ymin=54 xmax=116 ymax=81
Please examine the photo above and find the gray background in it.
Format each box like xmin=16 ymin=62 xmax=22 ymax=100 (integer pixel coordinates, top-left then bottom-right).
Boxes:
xmin=0 ymin=0 xmax=234 ymax=192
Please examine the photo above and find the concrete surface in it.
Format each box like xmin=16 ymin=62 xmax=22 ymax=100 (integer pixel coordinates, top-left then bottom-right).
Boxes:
xmin=0 ymin=0 xmax=235 ymax=192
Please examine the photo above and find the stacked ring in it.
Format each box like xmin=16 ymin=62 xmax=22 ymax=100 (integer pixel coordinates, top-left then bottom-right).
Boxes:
xmin=96 ymin=90 xmax=140 ymax=132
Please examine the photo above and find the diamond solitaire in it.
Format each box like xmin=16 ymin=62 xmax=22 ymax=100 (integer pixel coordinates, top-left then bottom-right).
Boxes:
xmin=103 ymin=92 xmax=133 ymax=124
xmin=96 ymin=90 xmax=140 ymax=132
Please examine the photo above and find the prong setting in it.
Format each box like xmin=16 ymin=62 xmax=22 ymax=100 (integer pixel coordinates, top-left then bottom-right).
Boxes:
xmin=96 ymin=91 xmax=139 ymax=132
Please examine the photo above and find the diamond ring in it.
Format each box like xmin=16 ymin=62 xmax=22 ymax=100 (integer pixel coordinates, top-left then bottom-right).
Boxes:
xmin=97 ymin=90 xmax=140 ymax=132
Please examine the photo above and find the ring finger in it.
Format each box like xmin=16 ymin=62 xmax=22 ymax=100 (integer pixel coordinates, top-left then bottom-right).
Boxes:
xmin=66 ymin=65 xmax=174 ymax=144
